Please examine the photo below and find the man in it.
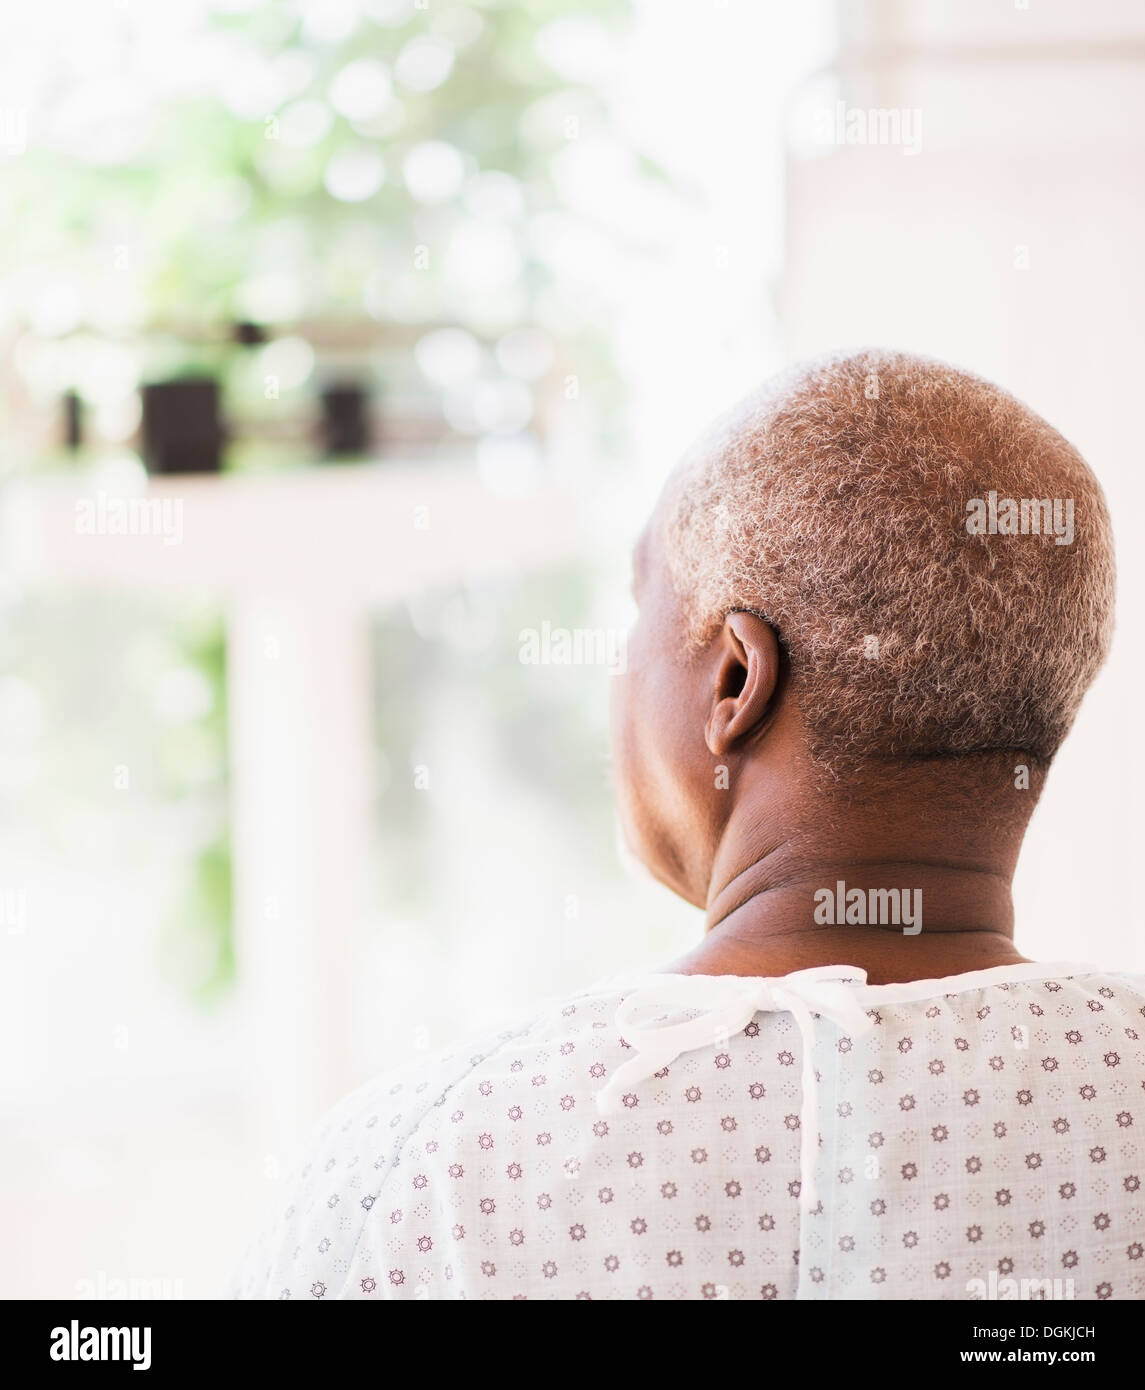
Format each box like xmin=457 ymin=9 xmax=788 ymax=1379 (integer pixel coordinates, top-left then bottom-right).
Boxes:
xmin=231 ymin=350 xmax=1140 ymax=1300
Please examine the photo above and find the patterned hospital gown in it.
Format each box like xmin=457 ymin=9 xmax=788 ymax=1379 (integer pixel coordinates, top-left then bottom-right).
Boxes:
xmin=228 ymin=961 xmax=1145 ymax=1300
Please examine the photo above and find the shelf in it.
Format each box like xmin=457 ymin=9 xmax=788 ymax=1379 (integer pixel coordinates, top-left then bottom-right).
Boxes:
xmin=0 ymin=459 xmax=581 ymax=604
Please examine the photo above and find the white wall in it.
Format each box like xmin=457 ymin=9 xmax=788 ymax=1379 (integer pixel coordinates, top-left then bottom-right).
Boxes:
xmin=779 ymin=0 xmax=1145 ymax=967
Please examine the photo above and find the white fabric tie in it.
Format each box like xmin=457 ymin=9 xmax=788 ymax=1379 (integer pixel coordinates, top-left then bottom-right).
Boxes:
xmin=596 ymin=966 xmax=875 ymax=1211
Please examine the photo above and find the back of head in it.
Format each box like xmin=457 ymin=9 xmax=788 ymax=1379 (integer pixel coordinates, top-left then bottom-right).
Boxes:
xmin=665 ymin=350 xmax=1116 ymax=780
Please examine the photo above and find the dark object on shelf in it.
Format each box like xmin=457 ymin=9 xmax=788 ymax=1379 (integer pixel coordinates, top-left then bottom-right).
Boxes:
xmin=141 ymin=378 xmax=225 ymax=474
xmin=232 ymin=321 xmax=267 ymax=346
xmin=63 ymin=390 xmax=83 ymax=451
xmin=320 ymin=383 xmax=372 ymax=458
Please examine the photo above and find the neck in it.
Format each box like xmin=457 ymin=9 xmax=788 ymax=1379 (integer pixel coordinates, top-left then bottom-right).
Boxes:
xmin=668 ymin=780 xmax=1032 ymax=985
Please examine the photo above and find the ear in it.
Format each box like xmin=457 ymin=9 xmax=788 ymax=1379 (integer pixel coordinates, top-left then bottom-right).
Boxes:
xmin=704 ymin=611 xmax=781 ymax=757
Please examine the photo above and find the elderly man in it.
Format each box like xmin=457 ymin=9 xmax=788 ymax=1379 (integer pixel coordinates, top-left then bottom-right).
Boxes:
xmin=231 ymin=351 xmax=1140 ymax=1301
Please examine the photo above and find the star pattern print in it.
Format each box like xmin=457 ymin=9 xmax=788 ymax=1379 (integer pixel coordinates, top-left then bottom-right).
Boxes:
xmin=228 ymin=965 xmax=1145 ymax=1300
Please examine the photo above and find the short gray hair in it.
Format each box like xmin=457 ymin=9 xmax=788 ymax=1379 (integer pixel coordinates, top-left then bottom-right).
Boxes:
xmin=664 ymin=350 xmax=1115 ymax=774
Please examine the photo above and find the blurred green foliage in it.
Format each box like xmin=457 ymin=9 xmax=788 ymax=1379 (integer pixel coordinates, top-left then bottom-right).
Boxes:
xmin=371 ymin=564 xmax=617 ymax=941
xmin=3 ymin=0 xmax=663 ymax=1004
xmin=0 ymin=593 xmax=232 ymax=1003
xmin=5 ymin=0 xmax=663 ymax=460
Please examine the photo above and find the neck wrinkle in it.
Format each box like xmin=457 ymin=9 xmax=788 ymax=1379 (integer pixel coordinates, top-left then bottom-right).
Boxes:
xmin=704 ymin=839 xmax=1017 ymax=940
